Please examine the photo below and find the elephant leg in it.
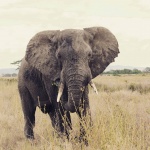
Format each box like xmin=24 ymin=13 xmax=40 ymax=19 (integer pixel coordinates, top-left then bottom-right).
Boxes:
xmin=60 ymin=90 xmax=72 ymax=138
xmin=19 ymin=87 xmax=36 ymax=139
xmin=76 ymin=86 xmax=92 ymax=145
xmin=48 ymin=103 xmax=72 ymax=139
xmin=59 ymin=102 xmax=72 ymax=138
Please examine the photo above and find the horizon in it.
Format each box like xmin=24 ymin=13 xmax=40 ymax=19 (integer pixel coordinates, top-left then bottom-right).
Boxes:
xmin=0 ymin=64 xmax=147 ymax=73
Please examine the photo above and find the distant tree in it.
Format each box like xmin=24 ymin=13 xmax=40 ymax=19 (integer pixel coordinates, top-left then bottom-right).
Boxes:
xmin=12 ymin=73 xmax=17 ymax=77
xmin=2 ymin=74 xmax=12 ymax=77
xmin=132 ymin=69 xmax=142 ymax=74
xmin=104 ymin=68 xmax=142 ymax=75
xmin=123 ymin=69 xmax=133 ymax=74
xmin=11 ymin=59 xmax=22 ymax=70
xmin=2 ymin=73 xmax=17 ymax=77
xmin=144 ymin=67 xmax=150 ymax=73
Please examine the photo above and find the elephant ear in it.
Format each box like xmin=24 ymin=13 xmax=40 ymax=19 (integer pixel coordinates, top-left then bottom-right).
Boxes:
xmin=25 ymin=30 xmax=60 ymax=79
xmin=84 ymin=27 xmax=119 ymax=78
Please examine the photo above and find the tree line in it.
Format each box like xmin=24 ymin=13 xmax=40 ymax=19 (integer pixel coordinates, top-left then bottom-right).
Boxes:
xmin=104 ymin=68 xmax=150 ymax=75
xmin=2 ymin=73 xmax=17 ymax=77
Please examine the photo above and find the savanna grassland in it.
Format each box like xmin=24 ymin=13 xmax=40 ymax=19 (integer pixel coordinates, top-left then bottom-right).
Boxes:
xmin=0 ymin=74 xmax=150 ymax=150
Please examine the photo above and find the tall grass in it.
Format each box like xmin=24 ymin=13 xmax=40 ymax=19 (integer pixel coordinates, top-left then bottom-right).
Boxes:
xmin=0 ymin=75 xmax=150 ymax=150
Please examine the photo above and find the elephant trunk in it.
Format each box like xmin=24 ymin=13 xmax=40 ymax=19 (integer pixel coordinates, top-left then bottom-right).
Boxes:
xmin=64 ymin=79 xmax=84 ymax=113
xmin=63 ymin=67 xmax=90 ymax=113
xmin=57 ymin=67 xmax=98 ymax=113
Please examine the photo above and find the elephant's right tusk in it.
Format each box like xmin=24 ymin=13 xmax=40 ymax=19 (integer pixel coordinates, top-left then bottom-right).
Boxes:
xmin=57 ymin=83 xmax=64 ymax=102
xmin=89 ymin=81 xmax=98 ymax=94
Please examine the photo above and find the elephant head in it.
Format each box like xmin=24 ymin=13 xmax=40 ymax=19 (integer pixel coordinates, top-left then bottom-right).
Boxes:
xmin=25 ymin=27 xmax=119 ymax=113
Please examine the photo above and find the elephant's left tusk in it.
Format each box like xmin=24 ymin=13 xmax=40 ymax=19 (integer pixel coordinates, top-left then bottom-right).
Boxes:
xmin=57 ymin=83 xmax=64 ymax=102
xmin=89 ymin=81 xmax=98 ymax=94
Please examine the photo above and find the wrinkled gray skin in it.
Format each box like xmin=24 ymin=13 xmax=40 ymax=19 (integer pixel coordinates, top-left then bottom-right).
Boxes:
xmin=18 ymin=27 xmax=119 ymax=144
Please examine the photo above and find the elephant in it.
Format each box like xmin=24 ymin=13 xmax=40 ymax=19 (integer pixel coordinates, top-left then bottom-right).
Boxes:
xmin=18 ymin=27 xmax=119 ymax=144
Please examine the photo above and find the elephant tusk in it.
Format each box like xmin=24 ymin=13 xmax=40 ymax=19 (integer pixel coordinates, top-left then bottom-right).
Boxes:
xmin=57 ymin=83 xmax=64 ymax=102
xmin=89 ymin=81 xmax=98 ymax=94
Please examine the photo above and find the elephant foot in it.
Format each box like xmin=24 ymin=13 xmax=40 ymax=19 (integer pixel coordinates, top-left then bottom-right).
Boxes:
xmin=52 ymin=129 xmax=70 ymax=141
xmin=26 ymin=134 xmax=34 ymax=140
xmin=24 ymin=127 xmax=34 ymax=140
xmin=72 ymin=134 xmax=88 ymax=146
xmin=79 ymin=135 xmax=88 ymax=146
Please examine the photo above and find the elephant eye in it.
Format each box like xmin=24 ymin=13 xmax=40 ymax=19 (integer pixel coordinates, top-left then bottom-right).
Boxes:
xmin=88 ymin=53 xmax=92 ymax=58
xmin=57 ymin=54 xmax=61 ymax=59
xmin=71 ymin=57 xmax=77 ymax=62
xmin=88 ymin=53 xmax=91 ymax=57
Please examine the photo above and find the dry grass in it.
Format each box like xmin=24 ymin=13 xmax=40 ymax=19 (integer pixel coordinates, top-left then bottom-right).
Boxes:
xmin=0 ymin=75 xmax=150 ymax=150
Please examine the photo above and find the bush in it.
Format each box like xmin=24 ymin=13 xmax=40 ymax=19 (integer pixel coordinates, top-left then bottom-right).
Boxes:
xmin=128 ymin=83 xmax=150 ymax=94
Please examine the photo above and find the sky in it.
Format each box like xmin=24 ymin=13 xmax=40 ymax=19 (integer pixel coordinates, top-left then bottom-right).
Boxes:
xmin=0 ymin=0 xmax=150 ymax=68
